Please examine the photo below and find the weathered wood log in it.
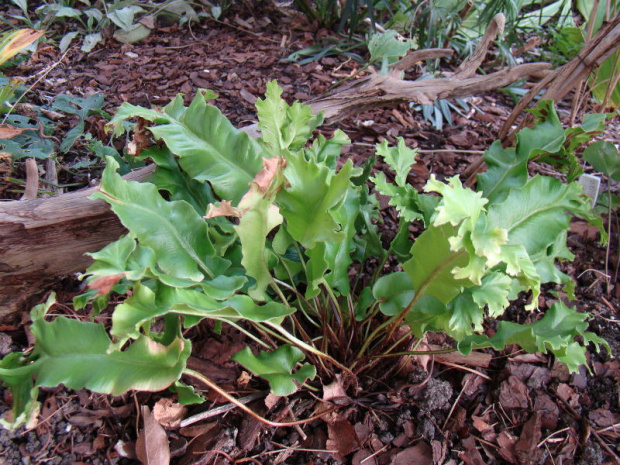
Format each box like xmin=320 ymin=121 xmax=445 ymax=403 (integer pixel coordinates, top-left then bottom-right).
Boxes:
xmin=0 ymin=166 xmax=154 ymax=320
xmin=0 ymin=14 xmax=550 ymax=319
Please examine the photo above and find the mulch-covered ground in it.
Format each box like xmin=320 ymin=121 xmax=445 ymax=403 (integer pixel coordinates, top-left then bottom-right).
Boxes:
xmin=0 ymin=2 xmax=619 ymax=464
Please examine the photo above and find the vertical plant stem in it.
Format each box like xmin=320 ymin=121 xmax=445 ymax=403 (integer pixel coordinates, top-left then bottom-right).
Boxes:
xmin=219 ymin=319 xmax=273 ymax=350
xmin=266 ymin=322 xmax=357 ymax=382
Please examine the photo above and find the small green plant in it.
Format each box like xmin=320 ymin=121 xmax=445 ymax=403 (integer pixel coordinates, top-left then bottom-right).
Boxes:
xmin=4 ymin=0 xmax=221 ymax=53
xmin=0 ymin=83 xmax=609 ymax=430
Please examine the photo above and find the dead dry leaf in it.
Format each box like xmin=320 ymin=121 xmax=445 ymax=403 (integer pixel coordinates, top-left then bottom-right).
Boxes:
xmin=497 ymin=431 xmax=518 ymax=464
xmin=263 ymin=392 xmax=279 ymax=410
xmin=205 ymin=200 xmax=241 ymax=219
xmin=153 ymin=398 xmax=186 ymax=429
xmin=326 ymin=420 xmax=359 ymax=460
xmin=252 ymin=156 xmax=285 ymax=193
xmin=136 ymin=406 xmax=170 ymax=465
xmin=322 ymin=374 xmax=350 ymax=405
xmin=88 ymin=273 xmax=125 ymax=296
xmin=458 ymin=436 xmax=486 ymax=465
xmin=515 ymin=413 xmax=543 ymax=465
xmin=0 ymin=124 xmax=29 ymax=139
xmin=0 ymin=29 xmax=44 ymax=65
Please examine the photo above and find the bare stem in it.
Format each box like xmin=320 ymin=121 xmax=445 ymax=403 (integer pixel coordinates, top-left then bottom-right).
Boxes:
xmin=183 ymin=368 xmax=335 ymax=427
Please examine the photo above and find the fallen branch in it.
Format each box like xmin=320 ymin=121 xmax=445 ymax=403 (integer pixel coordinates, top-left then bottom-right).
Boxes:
xmin=462 ymin=12 xmax=620 ymax=184
xmin=499 ymin=11 xmax=620 ymax=142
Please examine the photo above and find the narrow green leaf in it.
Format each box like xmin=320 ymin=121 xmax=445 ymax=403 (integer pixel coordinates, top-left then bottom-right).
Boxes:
xmin=235 ymin=192 xmax=283 ymax=300
xmin=278 ymin=157 xmax=354 ymax=248
xmin=256 ymin=81 xmax=322 ymax=157
xmin=91 ymin=157 xmax=217 ymax=282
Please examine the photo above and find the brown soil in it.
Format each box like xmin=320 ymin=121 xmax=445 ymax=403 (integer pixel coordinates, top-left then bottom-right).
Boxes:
xmin=0 ymin=3 xmax=619 ymax=465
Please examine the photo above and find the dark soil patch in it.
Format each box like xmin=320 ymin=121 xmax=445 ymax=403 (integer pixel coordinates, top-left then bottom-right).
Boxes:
xmin=1 ymin=3 xmax=619 ymax=465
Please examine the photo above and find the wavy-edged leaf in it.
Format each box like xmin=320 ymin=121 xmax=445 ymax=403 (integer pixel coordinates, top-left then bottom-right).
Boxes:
xmin=459 ymin=302 xmax=610 ymax=373
xmin=405 ymin=296 xmax=451 ymax=337
xmin=150 ymin=92 xmax=264 ymax=203
xmin=278 ymin=157 xmax=353 ymax=248
xmin=256 ymin=81 xmax=322 ymax=157
xmin=488 ymin=175 xmax=589 ymax=257
xmin=232 ymin=345 xmax=316 ymax=396
xmin=373 ymin=271 xmax=415 ymax=316
xmin=85 ymin=234 xmax=138 ymax=279
xmin=108 ymin=90 xmax=261 ymax=203
xmin=305 ymin=129 xmax=349 ymax=169
xmin=517 ymin=100 xmax=565 ymax=161
xmin=368 ymin=30 xmax=413 ymax=65
xmin=477 ymin=141 xmax=528 ymax=203
xmin=27 ymin=302 xmax=190 ymax=396
xmin=91 ymin=157 xmax=217 ymax=282
xmin=403 ymin=223 xmax=472 ymax=304
xmin=471 ymin=272 xmax=512 ymax=317
xmin=167 ymin=289 xmax=293 ymax=327
xmin=583 ymin=141 xmax=620 ymax=182
xmin=371 ymin=172 xmax=423 ymax=222
xmin=0 ymin=352 xmax=39 ymax=431
xmin=143 ymin=146 xmax=216 ymax=214
xmin=375 ymin=137 xmax=418 ymax=187
xmin=448 ymin=291 xmax=484 ymax=338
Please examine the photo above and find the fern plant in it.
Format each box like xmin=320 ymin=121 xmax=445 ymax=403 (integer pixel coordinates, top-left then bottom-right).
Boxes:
xmin=0 ymin=82 xmax=609 ymax=430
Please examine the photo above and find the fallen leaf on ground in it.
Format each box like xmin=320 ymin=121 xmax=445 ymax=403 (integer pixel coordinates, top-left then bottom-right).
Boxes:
xmin=497 ymin=431 xmax=518 ymax=464
xmin=326 ymin=420 xmax=359 ymax=460
xmin=153 ymin=398 xmax=186 ymax=429
xmin=136 ymin=406 xmax=170 ymax=465
xmin=323 ymin=374 xmax=350 ymax=405
xmin=458 ymin=436 xmax=485 ymax=465
xmin=0 ymin=124 xmax=29 ymax=139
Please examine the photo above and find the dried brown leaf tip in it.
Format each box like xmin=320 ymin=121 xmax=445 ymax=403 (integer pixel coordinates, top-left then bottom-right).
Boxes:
xmin=252 ymin=156 xmax=286 ymax=193
xmin=205 ymin=200 xmax=241 ymax=219
xmin=0 ymin=124 xmax=28 ymax=139
xmin=88 ymin=273 xmax=125 ymax=296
